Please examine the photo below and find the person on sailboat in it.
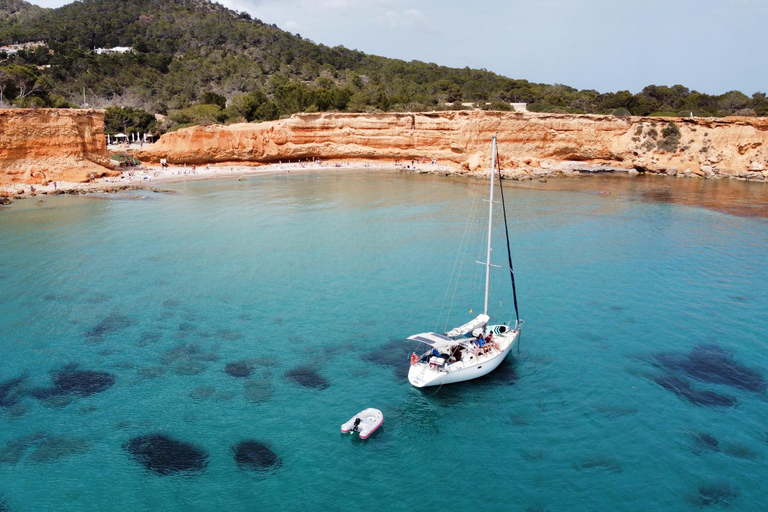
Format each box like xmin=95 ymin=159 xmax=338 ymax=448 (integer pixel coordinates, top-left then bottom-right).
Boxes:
xmin=485 ymin=333 xmax=499 ymax=353
xmin=471 ymin=333 xmax=485 ymax=356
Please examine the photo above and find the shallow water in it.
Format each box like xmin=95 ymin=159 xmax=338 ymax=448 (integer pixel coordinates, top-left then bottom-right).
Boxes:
xmin=1 ymin=171 xmax=767 ymax=511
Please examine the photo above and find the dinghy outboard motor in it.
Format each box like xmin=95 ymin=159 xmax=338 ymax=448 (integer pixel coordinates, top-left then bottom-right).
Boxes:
xmin=352 ymin=417 xmax=361 ymax=432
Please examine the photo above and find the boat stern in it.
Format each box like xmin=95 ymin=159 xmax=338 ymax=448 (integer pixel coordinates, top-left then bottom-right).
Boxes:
xmin=408 ymin=361 xmax=450 ymax=388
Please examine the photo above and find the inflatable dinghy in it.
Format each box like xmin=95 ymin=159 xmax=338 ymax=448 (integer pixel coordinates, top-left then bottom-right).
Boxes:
xmin=341 ymin=408 xmax=383 ymax=439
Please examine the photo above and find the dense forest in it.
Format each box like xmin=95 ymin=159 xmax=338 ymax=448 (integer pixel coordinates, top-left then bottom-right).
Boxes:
xmin=0 ymin=0 xmax=766 ymax=136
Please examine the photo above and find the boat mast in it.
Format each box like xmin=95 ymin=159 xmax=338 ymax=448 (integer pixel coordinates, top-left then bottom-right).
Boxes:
xmin=483 ymin=137 xmax=497 ymax=316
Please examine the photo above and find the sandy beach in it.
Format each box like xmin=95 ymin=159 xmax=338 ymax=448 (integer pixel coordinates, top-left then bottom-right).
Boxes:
xmin=0 ymin=156 xmax=458 ymax=201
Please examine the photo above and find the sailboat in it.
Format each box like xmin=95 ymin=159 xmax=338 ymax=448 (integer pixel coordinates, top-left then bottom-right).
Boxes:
xmin=407 ymin=136 xmax=523 ymax=388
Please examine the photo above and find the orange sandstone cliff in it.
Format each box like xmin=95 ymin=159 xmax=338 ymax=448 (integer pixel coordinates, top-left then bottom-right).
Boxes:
xmin=3 ymin=110 xmax=768 ymax=187
xmin=0 ymin=108 xmax=114 ymax=186
xmin=135 ymin=111 xmax=768 ymax=180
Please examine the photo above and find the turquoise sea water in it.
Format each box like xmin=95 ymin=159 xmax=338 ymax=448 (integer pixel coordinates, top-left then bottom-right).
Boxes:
xmin=1 ymin=171 xmax=767 ymax=511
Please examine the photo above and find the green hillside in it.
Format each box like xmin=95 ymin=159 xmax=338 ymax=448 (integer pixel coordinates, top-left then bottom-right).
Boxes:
xmin=0 ymin=0 xmax=45 ymax=21
xmin=0 ymin=0 xmax=765 ymax=136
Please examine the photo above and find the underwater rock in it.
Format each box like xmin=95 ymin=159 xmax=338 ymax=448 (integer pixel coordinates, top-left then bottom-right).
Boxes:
xmin=26 ymin=436 xmax=90 ymax=463
xmin=284 ymin=367 xmax=329 ymax=390
xmin=683 ymin=345 xmax=767 ymax=393
xmin=160 ymin=343 xmax=218 ymax=365
xmin=172 ymin=361 xmax=207 ymax=376
xmin=508 ymin=414 xmax=532 ymax=426
xmin=520 ymin=449 xmax=546 ymax=462
xmin=6 ymin=403 xmax=29 ymax=418
xmin=123 ymin=434 xmax=208 ymax=476
xmin=232 ymin=440 xmax=281 ymax=472
xmin=654 ymin=375 xmax=737 ymax=408
xmin=723 ymin=443 xmax=759 ymax=460
xmin=217 ymin=330 xmax=243 ymax=340
xmin=225 ymin=361 xmax=254 ymax=378
xmin=189 ymin=386 xmax=216 ymax=401
xmin=0 ymin=497 xmax=8 ymax=511
xmin=654 ymin=345 xmax=766 ymax=393
xmin=699 ymin=482 xmax=738 ymax=506
xmin=0 ymin=375 xmax=26 ymax=407
xmin=0 ymin=433 xmax=88 ymax=464
xmin=0 ymin=434 xmax=45 ymax=464
xmin=243 ymin=380 xmax=274 ymax=403
xmin=251 ymin=357 xmax=279 ymax=368
xmin=573 ymin=456 xmax=623 ymax=473
xmin=175 ymin=322 xmax=202 ymax=338
xmin=32 ymin=369 xmax=115 ymax=400
xmin=85 ymin=292 xmax=111 ymax=304
xmin=137 ymin=366 xmax=165 ymax=379
xmin=592 ymin=404 xmax=638 ymax=418
xmin=54 ymin=370 xmax=115 ymax=396
xmin=42 ymin=294 xmax=75 ymax=302
xmin=163 ymin=299 xmax=180 ymax=308
xmin=691 ymin=433 xmax=720 ymax=453
xmin=362 ymin=339 xmax=412 ymax=379
xmin=86 ymin=313 xmax=134 ymax=339
xmin=137 ymin=332 xmax=162 ymax=347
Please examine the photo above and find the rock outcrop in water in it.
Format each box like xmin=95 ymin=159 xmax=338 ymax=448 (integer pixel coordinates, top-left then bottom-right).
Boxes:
xmin=134 ymin=111 xmax=768 ymax=180
xmin=0 ymin=109 xmax=115 ymax=186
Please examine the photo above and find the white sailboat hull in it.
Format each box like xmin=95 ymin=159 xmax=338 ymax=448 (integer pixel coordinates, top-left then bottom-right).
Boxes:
xmin=406 ymin=136 xmax=523 ymax=389
xmin=408 ymin=328 xmax=520 ymax=388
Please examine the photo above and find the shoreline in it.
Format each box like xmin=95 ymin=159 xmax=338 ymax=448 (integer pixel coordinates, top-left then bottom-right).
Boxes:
xmin=1 ymin=157 xmax=767 ymax=206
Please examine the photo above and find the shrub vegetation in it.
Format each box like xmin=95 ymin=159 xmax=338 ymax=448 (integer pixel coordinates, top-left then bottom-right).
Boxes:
xmin=1 ymin=0 xmax=766 ymax=133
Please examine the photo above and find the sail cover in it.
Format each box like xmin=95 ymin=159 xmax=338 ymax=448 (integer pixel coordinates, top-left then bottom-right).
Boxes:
xmin=444 ymin=314 xmax=490 ymax=338
xmin=407 ymin=332 xmax=455 ymax=349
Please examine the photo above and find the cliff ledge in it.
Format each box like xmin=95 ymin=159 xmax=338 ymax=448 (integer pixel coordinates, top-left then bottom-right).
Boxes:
xmin=135 ymin=111 xmax=768 ymax=180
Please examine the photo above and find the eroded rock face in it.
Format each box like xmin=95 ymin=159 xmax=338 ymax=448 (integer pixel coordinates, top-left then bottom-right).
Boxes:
xmin=6 ymin=109 xmax=768 ymax=185
xmin=134 ymin=111 xmax=768 ymax=178
xmin=0 ymin=108 xmax=114 ymax=185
